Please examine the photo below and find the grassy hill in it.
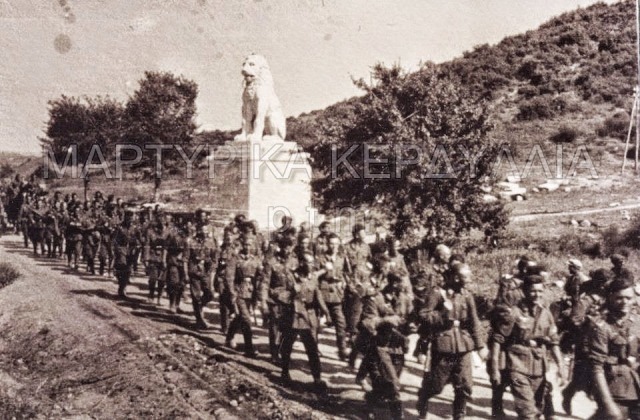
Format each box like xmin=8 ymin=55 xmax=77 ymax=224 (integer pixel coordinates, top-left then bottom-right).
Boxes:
xmin=285 ymin=0 xmax=638 ymax=185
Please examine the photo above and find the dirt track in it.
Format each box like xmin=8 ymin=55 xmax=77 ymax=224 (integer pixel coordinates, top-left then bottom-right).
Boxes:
xmin=0 ymin=234 xmax=597 ymax=419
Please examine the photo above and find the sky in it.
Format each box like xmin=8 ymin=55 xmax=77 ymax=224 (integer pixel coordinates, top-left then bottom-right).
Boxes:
xmin=0 ymin=0 xmax=620 ymax=155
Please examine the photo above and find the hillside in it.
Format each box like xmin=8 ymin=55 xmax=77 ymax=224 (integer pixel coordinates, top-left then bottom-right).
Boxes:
xmin=285 ymin=0 xmax=637 ymax=183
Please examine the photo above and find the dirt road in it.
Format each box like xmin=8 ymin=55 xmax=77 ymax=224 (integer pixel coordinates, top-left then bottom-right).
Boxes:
xmin=0 ymin=234 xmax=597 ymax=419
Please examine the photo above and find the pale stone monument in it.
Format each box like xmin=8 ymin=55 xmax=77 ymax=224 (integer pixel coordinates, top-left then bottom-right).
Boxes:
xmin=211 ymin=54 xmax=313 ymax=231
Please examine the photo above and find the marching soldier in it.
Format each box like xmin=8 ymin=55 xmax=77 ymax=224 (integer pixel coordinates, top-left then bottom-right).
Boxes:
xmin=278 ymin=252 xmax=329 ymax=390
xmin=561 ymin=268 xmax=611 ymax=415
xmin=112 ymin=209 xmax=138 ymax=299
xmin=586 ymin=275 xmax=640 ymax=419
xmin=165 ymin=217 xmax=186 ymax=313
xmin=417 ymin=263 xmax=486 ymax=420
xmin=359 ymin=258 xmax=413 ymax=420
xmin=225 ymin=236 xmax=261 ymax=356
xmin=489 ymin=274 xmax=566 ymax=420
xmin=312 ymin=221 xmax=333 ymax=256
xmin=343 ymin=223 xmax=372 ymax=343
xmin=316 ymin=233 xmax=349 ymax=360
xmin=260 ymin=237 xmax=298 ymax=364
xmin=184 ymin=220 xmax=218 ymax=330
xmin=144 ymin=217 xmax=168 ymax=304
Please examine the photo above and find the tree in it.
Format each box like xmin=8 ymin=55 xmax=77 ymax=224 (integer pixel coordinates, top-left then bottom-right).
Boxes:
xmin=122 ymin=71 xmax=199 ymax=199
xmin=310 ymin=63 xmax=507 ymax=246
xmin=41 ymin=95 xmax=124 ymax=165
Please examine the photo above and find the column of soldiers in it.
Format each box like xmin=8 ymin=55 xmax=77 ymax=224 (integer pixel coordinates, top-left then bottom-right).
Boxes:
xmin=3 ymin=181 xmax=640 ymax=420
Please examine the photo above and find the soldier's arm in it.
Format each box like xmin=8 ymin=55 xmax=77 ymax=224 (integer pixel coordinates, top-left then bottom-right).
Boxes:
xmin=225 ymin=257 xmax=238 ymax=301
xmin=182 ymin=241 xmax=190 ymax=283
xmin=314 ymin=286 xmax=330 ymax=319
xmin=587 ymin=319 xmax=622 ymax=418
xmin=466 ymin=292 xmax=486 ymax=350
xmin=418 ymin=288 xmax=447 ymax=330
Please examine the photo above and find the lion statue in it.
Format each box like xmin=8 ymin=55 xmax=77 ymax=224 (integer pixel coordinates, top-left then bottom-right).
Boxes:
xmin=234 ymin=54 xmax=286 ymax=142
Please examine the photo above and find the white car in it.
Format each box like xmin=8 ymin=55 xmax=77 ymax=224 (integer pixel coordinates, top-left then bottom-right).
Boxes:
xmin=496 ymin=182 xmax=527 ymax=201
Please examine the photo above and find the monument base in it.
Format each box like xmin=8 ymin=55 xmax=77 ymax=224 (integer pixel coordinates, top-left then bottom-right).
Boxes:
xmin=210 ymin=140 xmax=314 ymax=231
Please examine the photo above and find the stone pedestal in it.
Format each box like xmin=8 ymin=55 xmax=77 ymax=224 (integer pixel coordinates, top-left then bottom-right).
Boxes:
xmin=210 ymin=140 xmax=313 ymax=231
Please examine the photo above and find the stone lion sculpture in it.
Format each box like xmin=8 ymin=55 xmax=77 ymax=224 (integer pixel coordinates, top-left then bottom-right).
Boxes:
xmin=234 ymin=54 xmax=286 ymax=142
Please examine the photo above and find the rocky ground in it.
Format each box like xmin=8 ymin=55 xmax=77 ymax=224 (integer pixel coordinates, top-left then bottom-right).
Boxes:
xmin=0 ymin=234 xmax=596 ymax=419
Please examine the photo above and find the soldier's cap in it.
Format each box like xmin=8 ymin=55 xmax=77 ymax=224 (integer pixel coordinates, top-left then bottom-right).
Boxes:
xmin=590 ymin=268 xmax=612 ymax=285
xmin=610 ymin=254 xmax=626 ymax=265
xmin=376 ymin=253 xmax=391 ymax=263
xmin=524 ymin=274 xmax=545 ymax=288
xmin=319 ymin=221 xmax=330 ymax=229
xmin=607 ymin=275 xmax=634 ymax=295
xmin=567 ymin=258 xmax=582 ymax=269
xmin=234 ymin=214 xmax=247 ymax=225
xmin=352 ymin=223 xmax=365 ymax=235
xmin=195 ymin=208 xmax=206 ymax=216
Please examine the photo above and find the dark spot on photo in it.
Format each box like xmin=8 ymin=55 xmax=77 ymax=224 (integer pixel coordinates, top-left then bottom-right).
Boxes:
xmin=324 ymin=33 xmax=333 ymax=41
xmin=215 ymin=51 xmax=224 ymax=59
xmin=65 ymin=13 xmax=76 ymax=24
xmin=197 ymin=27 xmax=204 ymax=34
xmin=54 ymin=34 xmax=72 ymax=54
xmin=58 ymin=0 xmax=67 ymax=7
xmin=197 ymin=0 xmax=206 ymax=6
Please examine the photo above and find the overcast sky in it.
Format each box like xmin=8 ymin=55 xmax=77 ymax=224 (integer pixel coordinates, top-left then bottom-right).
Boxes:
xmin=0 ymin=0 xmax=619 ymax=155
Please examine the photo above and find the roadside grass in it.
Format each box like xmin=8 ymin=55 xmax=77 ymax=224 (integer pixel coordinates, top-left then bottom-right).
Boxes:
xmin=0 ymin=262 xmax=20 ymax=289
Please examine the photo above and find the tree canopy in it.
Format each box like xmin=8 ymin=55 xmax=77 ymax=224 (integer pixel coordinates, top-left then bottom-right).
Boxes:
xmin=310 ymin=63 xmax=508 ymax=245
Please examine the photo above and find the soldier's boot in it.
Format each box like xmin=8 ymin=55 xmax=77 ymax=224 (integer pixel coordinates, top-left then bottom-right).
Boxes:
xmin=168 ymin=295 xmax=176 ymax=313
xmin=148 ymin=282 xmax=156 ymax=302
xmin=389 ymin=401 xmax=404 ymax=420
xmin=491 ymin=384 xmax=506 ymax=419
xmin=417 ymin=387 xmax=429 ymax=419
xmin=157 ymin=281 xmax=165 ymax=305
xmin=561 ymin=384 xmax=574 ymax=415
xmin=453 ymin=391 xmax=467 ymax=420
xmin=99 ymin=260 xmax=105 ymax=276
xmin=193 ymin=302 xmax=208 ymax=329
xmin=175 ymin=294 xmax=183 ymax=314
xmin=243 ymin=328 xmax=258 ymax=358
xmin=543 ymin=380 xmax=555 ymax=420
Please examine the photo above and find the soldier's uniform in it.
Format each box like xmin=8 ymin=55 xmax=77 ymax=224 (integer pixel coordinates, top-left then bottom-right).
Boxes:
xmin=28 ymin=202 xmax=46 ymax=255
xmin=112 ymin=211 xmax=138 ymax=298
xmin=260 ymin=248 xmax=298 ymax=363
xmin=278 ymin=256 xmax=329 ymax=387
xmin=359 ymin=276 xmax=413 ymax=419
xmin=144 ymin=222 xmax=167 ymax=303
xmin=97 ymin=210 xmax=118 ymax=276
xmin=165 ymin=224 xmax=186 ymax=312
xmin=225 ymin=242 xmax=260 ymax=355
xmin=65 ymin=208 xmax=84 ymax=270
xmin=184 ymin=226 xmax=218 ymax=329
xmin=417 ymin=284 xmax=485 ymax=419
xmin=215 ymin=234 xmax=238 ymax=334
xmin=343 ymin=235 xmax=372 ymax=338
xmin=316 ymin=248 xmax=349 ymax=359
xmin=492 ymin=299 xmax=560 ymax=419
xmin=81 ymin=210 xmax=100 ymax=275
xmin=586 ymin=304 xmax=640 ymax=418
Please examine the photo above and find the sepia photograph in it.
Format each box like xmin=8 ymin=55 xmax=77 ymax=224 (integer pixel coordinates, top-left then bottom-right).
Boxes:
xmin=1 ymin=0 xmax=640 ymax=418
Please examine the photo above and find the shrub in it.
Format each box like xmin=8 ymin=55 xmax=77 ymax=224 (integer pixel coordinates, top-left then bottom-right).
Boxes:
xmin=596 ymin=112 xmax=631 ymax=139
xmin=517 ymin=96 xmax=557 ymax=120
xmin=0 ymin=262 xmax=20 ymax=289
xmin=550 ymin=125 xmax=580 ymax=143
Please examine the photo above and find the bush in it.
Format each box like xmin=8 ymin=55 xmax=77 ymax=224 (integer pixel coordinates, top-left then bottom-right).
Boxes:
xmin=550 ymin=125 xmax=580 ymax=143
xmin=596 ymin=112 xmax=631 ymax=139
xmin=0 ymin=262 xmax=20 ymax=289
xmin=517 ymin=96 xmax=557 ymax=120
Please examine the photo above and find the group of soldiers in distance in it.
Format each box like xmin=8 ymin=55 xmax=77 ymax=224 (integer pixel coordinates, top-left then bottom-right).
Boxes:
xmin=0 ymin=173 xmax=639 ymax=420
